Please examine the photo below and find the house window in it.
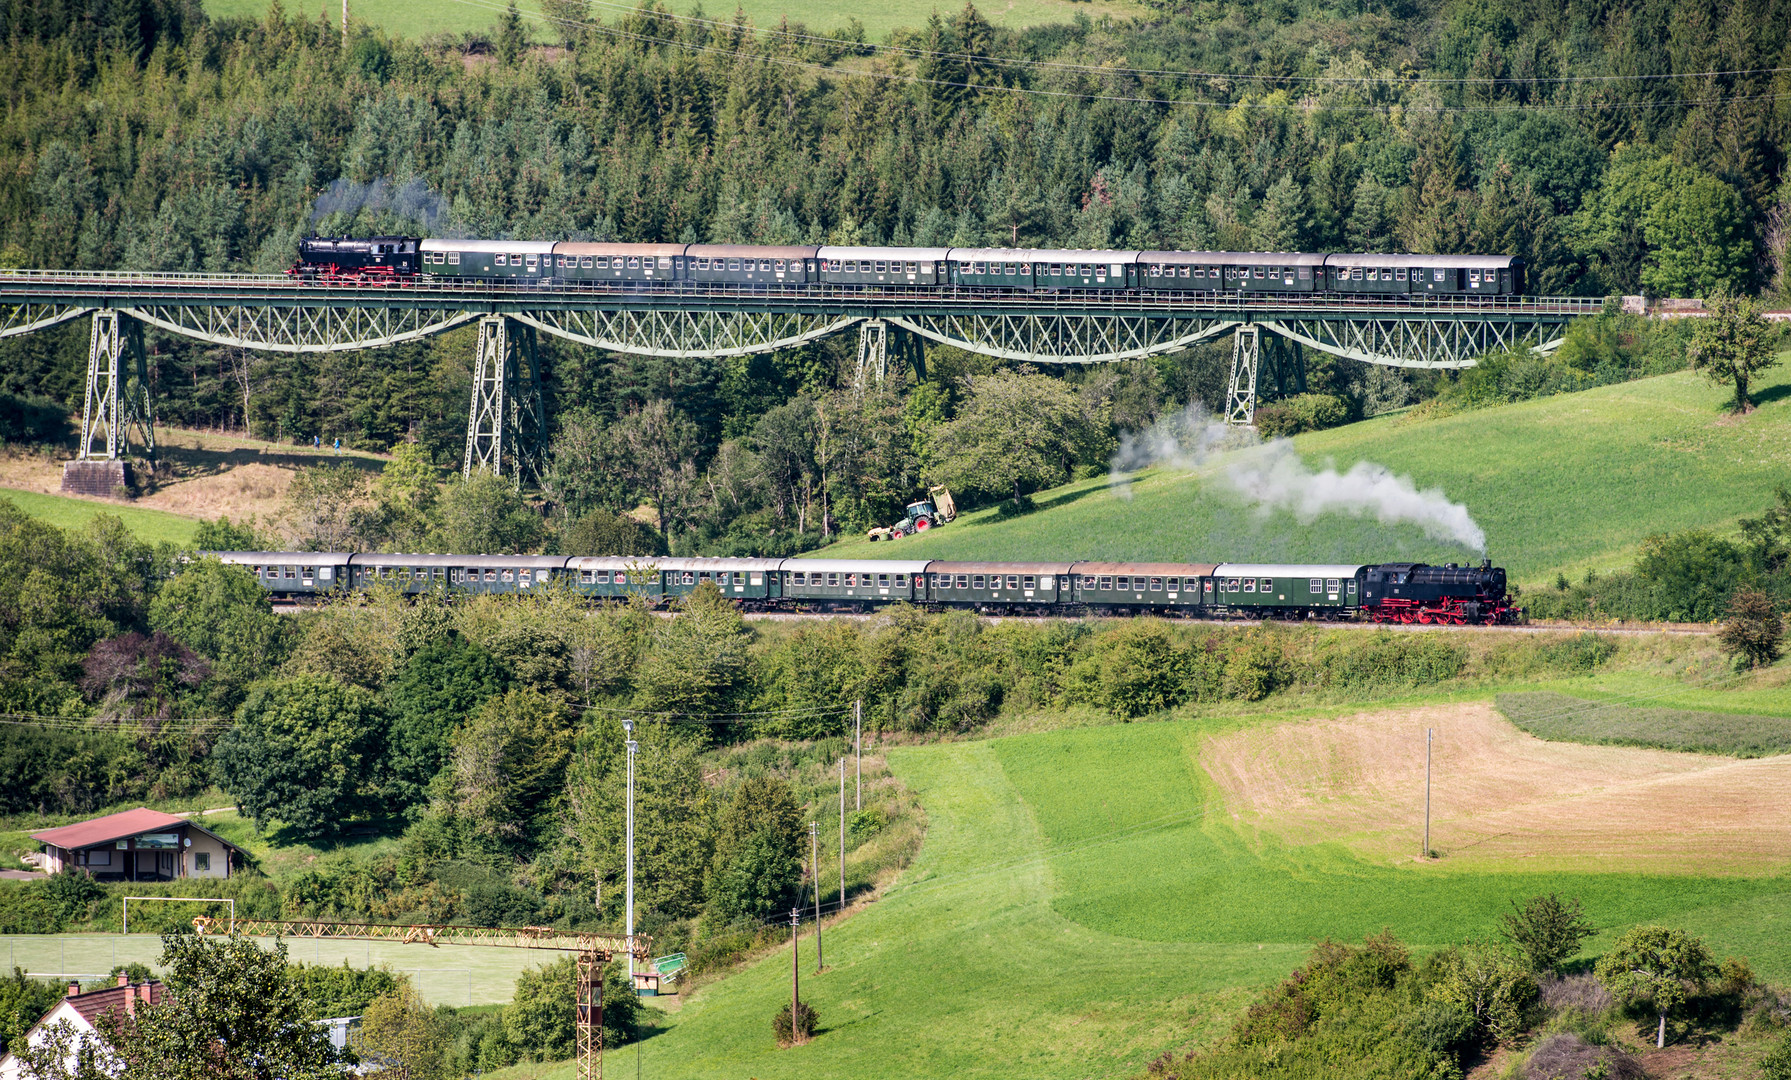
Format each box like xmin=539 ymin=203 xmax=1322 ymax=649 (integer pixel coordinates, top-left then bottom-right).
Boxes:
xmin=86 ymin=849 xmax=111 ymax=866
xmin=195 ymin=852 xmax=211 ymax=872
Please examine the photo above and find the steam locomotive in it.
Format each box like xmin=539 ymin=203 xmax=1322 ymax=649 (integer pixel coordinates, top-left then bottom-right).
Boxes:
xmin=292 ymin=236 xmax=1527 ymax=297
xmin=209 ymin=551 xmax=1518 ymax=625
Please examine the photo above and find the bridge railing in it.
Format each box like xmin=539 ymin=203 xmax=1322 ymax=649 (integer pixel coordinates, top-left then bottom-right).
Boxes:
xmin=0 ymin=268 xmax=1607 ymax=316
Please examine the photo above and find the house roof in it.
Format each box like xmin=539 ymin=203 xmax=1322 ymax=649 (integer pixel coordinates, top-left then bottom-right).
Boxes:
xmin=31 ymin=808 xmax=242 ymax=854
xmin=32 ymin=809 xmax=186 ymax=849
xmin=66 ymin=982 xmax=166 ymax=1026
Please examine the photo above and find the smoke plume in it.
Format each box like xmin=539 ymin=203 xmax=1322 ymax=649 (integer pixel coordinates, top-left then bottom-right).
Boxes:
xmin=1108 ymin=403 xmax=1488 ymax=553
xmin=310 ymin=177 xmax=448 ymax=232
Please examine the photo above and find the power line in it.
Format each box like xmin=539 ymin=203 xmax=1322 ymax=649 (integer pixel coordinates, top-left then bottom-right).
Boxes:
xmin=447 ymin=0 xmax=1791 ymax=113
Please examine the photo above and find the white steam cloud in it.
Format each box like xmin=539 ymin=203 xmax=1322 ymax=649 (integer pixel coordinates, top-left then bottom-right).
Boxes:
xmin=1108 ymin=404 xmax=1488 ymax=554
xmin=311 ymin=176 xmax=448 ymax=231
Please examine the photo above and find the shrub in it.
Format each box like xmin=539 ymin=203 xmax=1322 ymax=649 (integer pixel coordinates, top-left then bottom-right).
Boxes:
xmin=43 ymin=870 xmax=103 ymax=921
xmin=1425 ymin=942 xmax=1539 ymax=1045
xmin=773 ymin=999 xmax=819 ymax=1046
xmin=1718 ymin=589 xmax=1785 ymax=669
xmin=1499 ymin=893 xmax=1597 ymax=974
xmin=1539 ymin=973 xmax=1614 ymax=1017
xmin=1538 ymin=633 xmax=1617 ymax=674
xmin=1098 ymin=620 xmax=1187 ymax=718
xmin=0 ymin=392 xmax=72 ymax=446
xmin=1253 ymin=393 xmax=1352 ymax=438
xmin=1523 ymin=1032 xmax=1644 ymax=1080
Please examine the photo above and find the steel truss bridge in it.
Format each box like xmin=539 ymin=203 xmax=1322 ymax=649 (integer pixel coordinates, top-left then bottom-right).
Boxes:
xmin=0 ymin=270 xmax=1600 ymax=482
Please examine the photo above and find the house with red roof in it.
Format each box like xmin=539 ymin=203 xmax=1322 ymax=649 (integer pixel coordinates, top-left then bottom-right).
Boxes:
xmin=0 ymin=974 xmax=163 ymax=1079
xmin=32 ymin=808 xmax=245 ymax=882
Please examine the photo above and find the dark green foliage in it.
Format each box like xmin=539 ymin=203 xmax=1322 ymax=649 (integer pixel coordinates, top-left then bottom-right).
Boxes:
xmin=212 ymin=674 xmax=389 ymax=839
xmin=42 ymin=869 xmax=104 ymax=921
xmin=1595 ymin=925 xmax=1714 ymax=1047
xmin=1096 ymin=620 xmax=1187 ymax=719
xmin=707 ymin=775 xmax=807 ymax=923
xmin=1494 ymin=692 xmax=1791 ymax=757
xmin=0 ymin=884 xmax=61 ymax=933
xmin=0 ymin=967 xmax=67 ymax=1054
xmin=148 ymin=558 xmax=287 ymax=698
xmin=1763 ymin=1032 xmax=1791 ymax=1080
xmin=438 ymin=688 xmax=574 ymax=855
xmin=0 ymin=391 xmax=71 ymax=445
xmin=382 ymin=639 xmax=509 ymax=812
xmin=1253 ymin=394 xmax=1352 ymax=439
xmin=190 ymin=516 xmax=266 ymax=552
xmin=559 ymin=509 xmax=666 ymax=557
xmin=1499 ymin=894 xmax=1598 ymax=973
xmin=503 ymin=957 xmax=640 ymax=1063
xmin=1635 ymin=530 xmax=1752 ymax=623
xmin=286 ymin=961 xmax=403 ymax=1018
xmin=773 ymin=999 xmax=819 ymax=1046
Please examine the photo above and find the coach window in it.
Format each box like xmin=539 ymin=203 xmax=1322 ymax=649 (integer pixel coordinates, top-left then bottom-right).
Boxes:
xmin=1099 ymin=576 xmax=1113 ymax=591
xmin=1000 ymin=264 xmax=1013 ymax=275
xmin=894 ymin=574 xmax=907 ymax=588
xmin=1023 ymin=575 xmax=1036 ymax=590
xmin=956 ymin=574 xmax=969 ymax=589
xmin=1114 ymin=576 xmax=1129 ymax=591
xmin=659 ymin=257 xmax=672 ymax=269
xmin=1077 ymin=264 xmax=1089 ymax=278
xmin=1243 ymin=579 xmax=1256 ymax=592
xmin=1082 ymin=576 xmax=1097 ymax=590
xmin=626 ymin=257 xmax=639 ymax=269
xmin=497 ymin=570 xmax=512 ymax=582
xmin=494 ymin=254 xmax=508 ymax=266
xmin=826 ymin=573 xmax=839 ymax=587
xmin=1203 ymin=580 xmax=1214 ymax=593
xmin=906 ymin=262 xmax=917 ymax=273
xmin=962 ymin=575 xmax=978 ymax=589
xmin=931 ymin=574 xmax=945 ymax=589
xmin=446 ymin=251 xmax=461 ymax=266
xmin=1395 ymin=268 xmax=1407 ymax=281
xmin=1005 ymin=575 xmax=1018 ymax=590
xmin=1298 ymin=267 xmax=1310 ymax=279
xmin=1326 ymin=578 xmax=1342 ymax=593
xmin=1149 ymin=577 xmax=1163 ymax=591
xmin=1309 ymin=578 xmax=1322 ymax=593
xmin=1348 ymin=581 xmax=1358 ymax=593
xmin=1434 ymin=268 xmax=1447 ymax=282
xmin=723 ymin=259 xmax=737 ymax=271
xmin=1166 ymin=577 xmax=1179 ymax=591
xmin=844 ymin=573 xmax=857 ymax=587
xmin=526 ymin=254 xmax=538 ymax=268
xmin=1228 ymin=579 xmax=1241 ymax=592
xmin=877 ymin=574 xmax=890 ymax=588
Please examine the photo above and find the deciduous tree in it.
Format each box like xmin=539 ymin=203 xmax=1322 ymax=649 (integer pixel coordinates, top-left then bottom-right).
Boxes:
xmin=1687 ymin=293 xmax=1780 ymax=412
xmin=212 ymin=674 xmax=387 ymax=839
xmin=1595 ymin=925 xmax=1713 ymax=1047
xmin=1717 ymin=589 xmax=1784 ymax=670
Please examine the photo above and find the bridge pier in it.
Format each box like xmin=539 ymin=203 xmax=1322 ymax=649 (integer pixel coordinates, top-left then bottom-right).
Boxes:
xmin=64 ymin=310 xmax=155 ymax=496
xmin=855 ymin=318 xmax=888 ymax=390
xmin=463 ymin=315 xmax=547 ymax=485
xmin=1225 ymin=325 xmax=1260 ymax=427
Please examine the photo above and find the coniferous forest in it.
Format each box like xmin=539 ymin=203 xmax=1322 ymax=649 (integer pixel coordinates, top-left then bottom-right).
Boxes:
xmin=1 ymin=0 xmax=1788 ymax=546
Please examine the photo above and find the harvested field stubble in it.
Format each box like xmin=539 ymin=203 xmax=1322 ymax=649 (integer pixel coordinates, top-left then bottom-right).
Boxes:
xmin=1201 ymin=703 xmax=1791 ymax=874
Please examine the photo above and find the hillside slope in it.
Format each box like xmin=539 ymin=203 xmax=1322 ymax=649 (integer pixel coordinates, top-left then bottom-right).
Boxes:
xmin=813 ymin=365 xmax=1791 ymax=585
xmin=517 ymin=700 xmax=1791 ymax=1080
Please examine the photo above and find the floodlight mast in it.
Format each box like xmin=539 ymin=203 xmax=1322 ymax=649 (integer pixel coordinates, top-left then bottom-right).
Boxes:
xmin=623 ymin=716 xmax=637 ymax=981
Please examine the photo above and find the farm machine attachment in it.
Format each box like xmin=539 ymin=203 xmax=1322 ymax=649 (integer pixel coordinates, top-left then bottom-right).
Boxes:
xmin=867 ymin=486 xmax=957 ymax=541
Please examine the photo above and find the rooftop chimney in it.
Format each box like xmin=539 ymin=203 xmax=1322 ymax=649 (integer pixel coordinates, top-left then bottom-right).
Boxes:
xmin=117 ymin=973 xmax=130 ymax=987
xmin=67 ymin=982 xmax=80 ymax=997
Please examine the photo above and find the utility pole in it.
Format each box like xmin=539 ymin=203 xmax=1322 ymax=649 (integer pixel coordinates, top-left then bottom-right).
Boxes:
xmin=838 ymin=757 xmax=847 ymax=917
xmin=789 ymin=907 xmax=802 ymax=1045
xmin=341 ymin=0 xmax=348 ymax=43
xmin=854 ymin=699 xmax=862 ymax=810
xmin=623 ymin=718 xmax=637 ymax=978
xmin=809 ymin=822 xmax=822 ymax=972
xmin=1423 ymin=728 xmax=1432 ymax=860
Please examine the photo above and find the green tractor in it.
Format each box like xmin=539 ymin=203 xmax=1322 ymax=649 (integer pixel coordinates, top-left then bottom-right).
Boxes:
xmin=866 ymin=486 xmax=957 ymax=542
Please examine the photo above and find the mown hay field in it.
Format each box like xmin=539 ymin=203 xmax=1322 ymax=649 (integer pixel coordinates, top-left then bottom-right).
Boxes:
xmin=486 ymin=692 xmax=1791 ymax=1080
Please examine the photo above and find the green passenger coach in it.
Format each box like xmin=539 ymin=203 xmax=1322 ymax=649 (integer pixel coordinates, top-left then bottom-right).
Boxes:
xmin=1208 ymin=563 xmax=1368 ymax=617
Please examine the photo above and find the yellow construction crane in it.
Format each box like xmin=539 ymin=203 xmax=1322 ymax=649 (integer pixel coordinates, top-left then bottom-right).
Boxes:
xmin=191 ymin=916 xmax=650 ymax=1079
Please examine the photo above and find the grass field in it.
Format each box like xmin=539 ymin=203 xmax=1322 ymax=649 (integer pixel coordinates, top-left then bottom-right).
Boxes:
xmin=483 ymin=695 xmax=1791 ymax=1080
xmin=1496 ymin=690 xmax=1791 ymax=757
xmin=0 ymin=487 xmax=202 ymax=547
xmin=203 ymin=0 xmax=1148 ymax=44
xmin=812 ymin=365 xmax=1791 ymax=587
xmin=0 ymin=933 xmax=546 ymax=1007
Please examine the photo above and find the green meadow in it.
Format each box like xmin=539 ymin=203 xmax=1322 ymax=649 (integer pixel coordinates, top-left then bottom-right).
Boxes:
xmin=486 ymin=701 xmax=1791 ymax=1080
xmin=203 ymin=0 xmax=1148 ymax=45
xmin=0 ymin=487 xmax=201 ymax=547
xmin=814 ymin=365 xmax=1791 ymax=587
xmin=1496 ymin=690 xmax=1791 ymax=757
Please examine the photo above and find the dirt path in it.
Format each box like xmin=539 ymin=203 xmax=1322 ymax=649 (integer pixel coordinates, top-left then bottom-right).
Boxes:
xmin=1202 ymin=702 xmax=1791 ymax=875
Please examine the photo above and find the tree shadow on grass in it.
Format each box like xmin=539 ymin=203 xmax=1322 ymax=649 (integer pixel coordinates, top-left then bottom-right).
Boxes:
xmin=154 ymin=442 xmax=388 ymax=483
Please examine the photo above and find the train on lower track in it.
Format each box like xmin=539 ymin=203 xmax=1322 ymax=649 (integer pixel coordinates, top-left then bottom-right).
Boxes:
xmin=210 ymin=552 xmax=1519 ymax=625
xmin=292 ymin=236 xmax=1527 ymax=298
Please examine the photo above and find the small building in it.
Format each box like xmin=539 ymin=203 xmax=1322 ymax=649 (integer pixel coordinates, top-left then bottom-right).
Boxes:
xmin=31 ymin=808 xmax=244 ymax=882
xmin=0 ymin=974 xmax=163 ymax=1079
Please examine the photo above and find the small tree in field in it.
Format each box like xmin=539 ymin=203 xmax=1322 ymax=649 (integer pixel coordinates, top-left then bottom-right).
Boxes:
xmin=1688 ymin=293 xmax=1780 ymax=412
xmin=773 ymin=1000 xmax=818 ymax=1047
xmin=1499 ymin=893 xmax=1597 ymax=974
xmin=1717 ymin=589 xmax=1785 ymax=669
xmin=1594 ymin=925 xmax=1713 ymax=1048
